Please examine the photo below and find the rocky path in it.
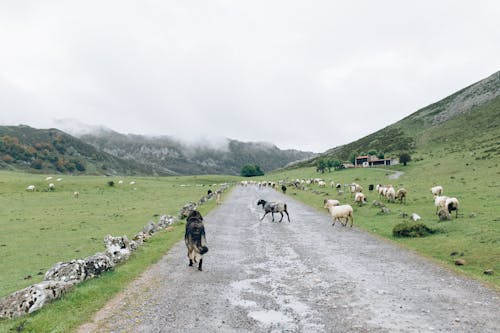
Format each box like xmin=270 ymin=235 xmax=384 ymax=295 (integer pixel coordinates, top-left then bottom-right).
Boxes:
xmin=78 ymin=186 xmax=499 ymax=332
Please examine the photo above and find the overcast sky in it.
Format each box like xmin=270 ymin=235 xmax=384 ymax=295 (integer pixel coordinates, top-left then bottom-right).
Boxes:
xmin=0 ymin=1 xmax=499 ymax=152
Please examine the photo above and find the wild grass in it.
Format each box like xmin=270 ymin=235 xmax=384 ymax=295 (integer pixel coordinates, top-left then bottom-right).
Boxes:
xmin=0 ymin=172 xmax=239 ymax=298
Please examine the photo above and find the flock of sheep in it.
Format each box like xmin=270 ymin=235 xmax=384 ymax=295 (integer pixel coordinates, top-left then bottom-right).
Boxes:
xmin=247 ymin=177 xmax=461 ymax=228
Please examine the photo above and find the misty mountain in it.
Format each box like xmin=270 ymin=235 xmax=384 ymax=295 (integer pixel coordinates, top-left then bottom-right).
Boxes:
xmin=292 ymin=70 xmax=500 ymax=166
xmin=0 ymin=125 xmax=162 ymax=175
xmin=77 ymin=130 xmax=316 ymax=175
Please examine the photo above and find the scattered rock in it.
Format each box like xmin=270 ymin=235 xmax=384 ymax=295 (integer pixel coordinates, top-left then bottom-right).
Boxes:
xmin=411 ymin=213 xmax=421 ymax=221
xmin=469 ymin=213 xmax=477 ymax=218
xmin=450 ymin=251 xmax=459 ymax=256
xmin=142 ymin=220 xmax=158 ymax=235
xmin=44 ymin=259 xmax=87 ymax=283
xmin=483 ymin=269 xmax=494 ymax=275
xmin=165 ymin=226 xmax=174 ymax=232
xmin=104 ymin=235 xmax=131 ymax=264
xmin=399 ymin=212 xmax=409 ymax=218
xmin=455 ymin=259 xmax=466 ymax=266
xmin=0 ymin=281 xmax=74 ymax=319
xmin=372 ymin=200 xmax=385 ymax=207
xmin=158 ymin=215 xmax=176 ymax=229
xmin=84 ymin=252 xmax=114 ymax=278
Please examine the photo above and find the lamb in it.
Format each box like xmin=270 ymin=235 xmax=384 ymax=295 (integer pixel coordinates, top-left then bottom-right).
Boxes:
xmin=395 ymin=188 xmax=407 ymax=204
xmin=354 ymin=192 xmax=367 ymax=206
xmin=26 ymin=185 xmax=36 ymax=192
xmin=431 ymin=185 xmax=443 ymax=196
xmin=257 ymin=199 xmax=290 ymax=222
xmin=328 ymin=204 xmax=354 ymax=227
xmin=445 ymin=197 xmax=459 ymax=218
xmin=323 ymin=199 xmax=340 ymax=210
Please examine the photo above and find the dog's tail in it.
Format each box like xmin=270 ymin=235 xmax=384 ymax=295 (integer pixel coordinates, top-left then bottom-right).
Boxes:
xmin=199 ymin=246 xmax=209 ymax=255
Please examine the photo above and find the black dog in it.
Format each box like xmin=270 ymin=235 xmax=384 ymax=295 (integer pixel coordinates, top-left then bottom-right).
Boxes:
xmin=185 ymin=210 xmax=209 ymax=271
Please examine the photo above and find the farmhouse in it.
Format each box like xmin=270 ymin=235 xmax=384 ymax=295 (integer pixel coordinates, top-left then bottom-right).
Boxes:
xmin=354 ymin=155 xmax=398 ymax=167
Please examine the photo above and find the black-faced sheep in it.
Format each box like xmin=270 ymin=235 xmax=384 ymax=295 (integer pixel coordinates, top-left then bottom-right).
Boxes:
xmin=185 ymin=210 xmax=208 ymax=271
xmin=328 ymin=204 xmax=354 ymax=227
xmin=257 ymin=199 xmax=290 ymax=222
xmin=445 ymin=197 xmax=459 ymax=218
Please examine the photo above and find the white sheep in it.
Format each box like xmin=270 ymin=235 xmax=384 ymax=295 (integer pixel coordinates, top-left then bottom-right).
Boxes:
xmin=45 ymin=176 xmax=52 ymax=181
xmin=431 ymin=185 xmax=443 ymax=196
xmin=323 ymin=199 xmax=340 ymax=210
xmin=445 ymin=197 xmax=459 ymax=218
xmin=26 ymin=185 xmax=36 ymax=192
xmin=434 ymin=195 xmax=449 ymax=214
xmin=354 ymin=192 xmax=367 ymax=206
xmin=318 ymin=180 xmax=326 ymax=188
xmin=56 ymin=178 xmax=62 ymax=182
xmin=411 ymin=213 xmax=421 ymax=221
xmin=385 ymin=186 xmax=396 ymax=202
xmin=349 ymin=183 xmax=363 ymax=196
xmin=73 ymin=191 xmax=80 ymax=199
xmin=48 ymin=183 xmax=55 ymax=191
xmin=328 ymin=204 xmax=354 ymax=227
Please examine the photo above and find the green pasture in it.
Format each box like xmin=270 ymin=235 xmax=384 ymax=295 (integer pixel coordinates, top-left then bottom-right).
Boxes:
xmin=264 ymin=152 xmax=499 ymax=288
xmin=0 ymin=171 xmax=239 ymax=298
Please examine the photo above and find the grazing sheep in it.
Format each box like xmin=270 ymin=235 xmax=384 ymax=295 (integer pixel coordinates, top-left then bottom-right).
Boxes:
xmin=185 ymin=210 xmax=208 ymax=271
xmin=73 ymin=191 xmax=80 ymax=199
xmin=45 ymin=176 xmax=53 ymax=181
xmin=318 ymin=180 xmax=326 ymax=188
xmin=328 ymin=204 xmax=354 ymax=227
xmin=385 ymin=186 xmax=396 ymax=202
xmin=354 ymin=192 xmax=367 ymax=206
xmin=395 ymin=188 xmax=407 ymax=204
xmin=257 ymin=199 xmax=290 ymax=222
xmin=349 ymin=183 xmax=363 ymax=196
xmin=48 ymin=183 xmax=55 ymax=191
xmin=323 ymin=199 xmax=340 ymax=210
xmin=368 ymin=184 xmax=374 ymax=191
xmin=431 ymin=185 xmax=443 ymax=196
xmin=26 ymin=185 xmax=36 ymax=192
xmin=335 ymin=183 xmax=341 ymax=189
xmin=376 ymin=184 xmax=387 ymax=199
xmin=434 ymin=195 xmax=449 ymax=214
xmin=281 ymin=185 xmax=287 ymax=194
xmin=445 ymin=197 xmax=459 ymax=218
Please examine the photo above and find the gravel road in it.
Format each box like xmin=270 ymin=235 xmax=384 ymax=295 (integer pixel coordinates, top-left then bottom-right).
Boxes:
xmin=78 ymin=186 xmax=499 ymax=332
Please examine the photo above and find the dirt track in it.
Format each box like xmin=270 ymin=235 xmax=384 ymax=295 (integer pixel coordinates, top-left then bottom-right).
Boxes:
xmin=78 ymin=186 xmax=500 ymax=332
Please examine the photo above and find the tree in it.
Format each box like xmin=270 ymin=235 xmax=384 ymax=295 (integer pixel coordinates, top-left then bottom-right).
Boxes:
xmin=332 ymin=160 xmax=343 ymax=170
xmin=241 ymin=164 xmax=264 ymax=177
xmin=316 ymin=159 xmax=326 ymax=173
xmin=326 ymin=159 xmax=335 ymax=172
xmin=399 ymin=152 xmax=411 ymax=166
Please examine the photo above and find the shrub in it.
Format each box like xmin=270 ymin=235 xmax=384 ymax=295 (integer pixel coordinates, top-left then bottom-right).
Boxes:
xmin=393 ymin=221 xmax=435 ymax=238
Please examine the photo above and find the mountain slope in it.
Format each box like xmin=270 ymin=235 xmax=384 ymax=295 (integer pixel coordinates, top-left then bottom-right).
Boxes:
xmin=79 ymin=131 xmax=316 ymax=175
xmin=294 ymin=71 xmax=500 ymax=165
xmin=0 ymin=125 xmax=166 ymax=175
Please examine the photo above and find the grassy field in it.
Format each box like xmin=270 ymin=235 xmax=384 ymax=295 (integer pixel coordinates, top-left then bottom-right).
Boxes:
xmin=0 ymin=171 xmax=239 ymax=298
xmin=261 ymin=152 xmax=499 ymax=289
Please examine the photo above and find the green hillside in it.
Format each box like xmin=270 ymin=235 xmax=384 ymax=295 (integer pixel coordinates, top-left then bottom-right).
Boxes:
xmin=0 ymin=126 xmax=161 ymax=175
xmin=293 ymin=71 xmax=499 ymax=166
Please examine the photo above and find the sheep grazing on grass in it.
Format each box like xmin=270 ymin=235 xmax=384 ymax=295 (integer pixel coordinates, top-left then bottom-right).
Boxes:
xmin=431 ymin=185 xmax=443 ymax=196
xmin=376 ymin=184 xmax=388 ymax=199
xmin=354 ymin=192 xmax=367 ymax=206
xmin=385 ymin=186 xmax=396 ymax=202
xmin=328 ymin=204 xmax=354 ymax=227
xmin=445 ymin=197 xmax=460 ymax=218
xmin=348 ymin=183 xmax=363 ymax=197
xmin=395 ymin=188 xmax=407 ymax=204
xmin=323 ymin=199 xmax=340 ymax=210
xmin=73 ymin=191 xmax=80 ymax=199
xmin=434 ymin=195 xmax=449 ymax=214
xmin=26 ymin=185 xmax=36 ymax=192
xmin=48 ymin=183 xmax=55 ymax=191
xmin=257 ymin=199 xmax=290 ymax=222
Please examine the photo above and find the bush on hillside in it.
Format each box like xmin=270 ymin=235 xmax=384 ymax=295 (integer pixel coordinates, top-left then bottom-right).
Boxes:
xmin=393 ymin=221 xmax=435 ymax=238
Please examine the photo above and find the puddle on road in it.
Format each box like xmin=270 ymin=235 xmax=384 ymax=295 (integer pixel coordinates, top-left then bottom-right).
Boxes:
xmin=248 ymin=310 xmax=292 ymax=324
